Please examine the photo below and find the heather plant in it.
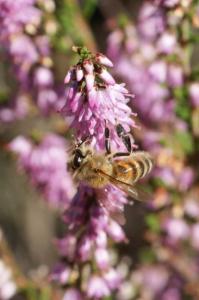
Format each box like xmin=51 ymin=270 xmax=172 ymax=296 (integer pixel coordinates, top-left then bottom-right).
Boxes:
xmin=1 ymin=0 xmax=199 ymax=300
xmin=107 ymin=0 xmax=199 ymax=299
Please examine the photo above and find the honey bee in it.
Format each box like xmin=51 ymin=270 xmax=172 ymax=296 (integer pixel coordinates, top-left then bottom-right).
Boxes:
xmin=68 ymin=125 xmax=153 ymax=201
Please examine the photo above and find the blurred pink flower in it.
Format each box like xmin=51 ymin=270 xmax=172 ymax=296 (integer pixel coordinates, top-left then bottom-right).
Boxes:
xmin=167 ymin=64 xmax=184 ymax=87
xmin=184 ymin=199 xmax=199 ymax=219
xmin=157 ymin=32 xmax=177 ymax=54
xmin=63 ymin=288 xmax=83 ymax=300
xmin=141 ymin=265 xmax=169 ymax=294
xmin=0 ymin=260 xmax=17 ymax=300
xmin=0 ymin=0 xmax=41 ymax=41
xmin=34 ymin=67 xmax=54 ymax=87
xmin=87 ymin=275 xmax=110 ymax=299
xmin=189 ymin=82 xmax=199 ymax=107
xmin=139 ymin=2 xmax=165 ymax=40
xmin=164 ymin=218 xmax=190 ymax=241
xmin=155 ymin=0 xmax=180 ymax=7
xmin=9 ymin=134 xmax=75 ymax=209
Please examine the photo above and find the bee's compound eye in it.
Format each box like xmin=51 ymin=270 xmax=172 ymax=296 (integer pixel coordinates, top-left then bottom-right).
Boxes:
xmin=73 ymin=150 xmax=84 ymax=169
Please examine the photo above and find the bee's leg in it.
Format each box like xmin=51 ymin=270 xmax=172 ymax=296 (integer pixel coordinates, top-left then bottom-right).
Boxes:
xmin=113 ymin=152 xmax=131 ymax=158
xmin=116 ymin=124 xmax=132 ymax=153
xmin=77 ymin=135 xmax=91 ymax=147
xmin=105 ymin=126 xmax=111 ymax=154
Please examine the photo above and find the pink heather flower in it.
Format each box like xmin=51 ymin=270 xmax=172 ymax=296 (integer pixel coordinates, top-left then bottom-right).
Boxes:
xmin=76 ymin=66 xmax=84 ymax=81
xmin=63 ymin=288 xmax=83 ymax=300
xmin=37 ymin=89 xmax=58 ymax=113
xmin=98 ymin=68 xmax=115 ymax=85
xmin=55 ymin=234 xmax=77 ymax=261
xmin=106 ymin=219 xmax=126 ymax=242
xmin=167 ymin=64 xmax=184 ymax=87
xmin=77 ymin=235 xmax=93 ymax=261
xmin=162 ymin=287 xmax=181 ymax=300
xmin=85 ymin=73 xmax=95 ymax=91
xmin=107 ymin=30 xmax=125 ymax=60
xmin=189 ymin=82 xmax=199 ymax=107
xmin=178 ymin=167 xmax=194 ymax=191
xmin=34 ymin=67 xmax=54 ymax=87
xmin=95 ymin=248 xmax=110 ymax=270
xmin=62 ymin=82 xmax=135 ymax=150
xmin=148 ymin=60 xmax=167 ymax=83
xmin=54 ymin=48 xmax=138 ymax=296
xmin=0 ymin=0 xmax=41 ymax=41
xmin=61 ymin=184 xmax=125 ymax=264
xmin=154 ymin=168 xmax=176 ymax=186
xmin=0 ymin=0 xmax=65 ymax=120
xmin=164 ymin=218 xmax=190 ymax=241
xmin=64 ymin=68 xmax=73 ymax=84
xmin=108 ymin=34 xmax=174 ymax=125
xmin=138 ymin=2 xmax=165 ymax=40
xmin=95 ymin=53 xmax=113 ymax=68
xmin=9 ymin=134 xmax=75 ymax=209
xmin=95 ymin=230 xmax=107 ymax=248
xmin=10 ymin=35 xmax=39 ymax=81
xmin=97 ymin=185 xmax=127 ymax=219
xmin=8 ymin=135 xmax=32 ymax=164
xmin=157 ymin=32 xmax=177 ymax=54
xmin=35 ymin=35 xmax=51 ymax=56
xmin=83 ymin=60 xmax=94 ymax=74
xmin=61 ymin=48 xmax=136 ymax=150
xmin=141 ymin=266 xmax=169 ymax=294
xmin=184 ymin=200 xmax=199 ymax=219
xmin=36 ymin=88 xmax=66 ymax=115
xmin=0 ymin=94 xmax=28 ymax=123
xmin=155 ymin=0 xmax=180 ymax=7
xmin=87 ymin=275 xmax=110 ymax=299
xmin=50 ymin=263 xmax=71 ymax=285
xmin=0 ymin=260 xmax=17 ymax=300
xmin=103 ymin=268 xmax=122 ymax=289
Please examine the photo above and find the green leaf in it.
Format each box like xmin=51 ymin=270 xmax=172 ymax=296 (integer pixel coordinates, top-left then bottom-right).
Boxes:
xmin=139 ymin=247 xmax=156 ymax=263
xmin=174 ymin=131 xmax=194 ymax=154
xmin=145 ymin=214 xmax=160 ymax=233
xmin=0 ymin=90 xmax=9 ymax=104
xmin=174 ymin=87 xmax=191 ymax=122
xmin=82 ymin=0 xmax=97 ymax=19
xmin=39 ymin=287 xmax=51 ymax=300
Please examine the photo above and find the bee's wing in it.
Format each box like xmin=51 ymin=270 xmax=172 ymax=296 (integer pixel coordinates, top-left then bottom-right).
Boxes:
xmin=97 ymin=169 xmax=151 ymax=202
xmin=98 ymin=199 xmax=126 ymax=225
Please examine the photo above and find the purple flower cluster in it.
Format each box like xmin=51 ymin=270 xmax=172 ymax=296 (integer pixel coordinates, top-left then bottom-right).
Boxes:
xmin=0 ymin=0 xmax=64 ymax=123
xmin=50 ymin=48 xmax=138 ymax=298
xmin=9 ymin=134 xmax=75 ymax=209
xmin=0 ymin=0 xmax=41 ymax=41
xmin=53 ymin=185 xmax=125 ymax=299
xmin=107 ymin=1 xmax=197 ymax=188
xmin=61 ymin=47 xmax=136 ymax=150
xmin=4 ymin=0 xmax=199 ymax=298
xmin=107 ymin=0 xmax=199 ymax=299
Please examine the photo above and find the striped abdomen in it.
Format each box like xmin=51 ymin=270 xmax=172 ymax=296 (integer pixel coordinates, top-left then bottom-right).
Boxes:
xmin=112 ymin=151 xmax=153 ymax=184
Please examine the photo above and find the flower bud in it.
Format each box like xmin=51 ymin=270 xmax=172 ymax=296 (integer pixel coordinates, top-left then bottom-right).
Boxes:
xmin=83 ymin=60 xmax=94 ymax=74
xmin=96 ymin=53 xmax=113 ymax=67
xmin=99 ymin=69 xmax=115 ymax=85
xmin=95 ymin=248 xmax=110 ymax=270
xmin=64 ymin=68 xmax=74 ymax=84
xmin=85 ymin=73 xmax=95 ymax=91
xmin=76 ymin=67 xmax=84 ymax=81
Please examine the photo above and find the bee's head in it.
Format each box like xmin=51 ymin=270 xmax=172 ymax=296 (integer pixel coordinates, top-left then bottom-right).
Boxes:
xmin=67 ymin=143 xmax=92 ymax=171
